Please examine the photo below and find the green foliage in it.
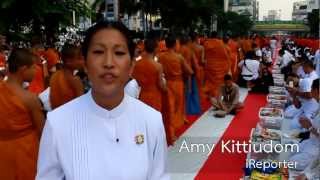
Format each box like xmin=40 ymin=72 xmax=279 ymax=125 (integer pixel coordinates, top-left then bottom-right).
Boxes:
xmin=217 ymin=11 xmax=253 ymax=36
xmin=91 ymin=0 xmax=224 ymax=32
xmin=0 ymin=0 xmax=91 ymax=41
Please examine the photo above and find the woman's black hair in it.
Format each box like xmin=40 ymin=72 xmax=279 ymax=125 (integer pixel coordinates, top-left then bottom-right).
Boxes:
xmin=81 ymin=20 xmax=135 ymax=60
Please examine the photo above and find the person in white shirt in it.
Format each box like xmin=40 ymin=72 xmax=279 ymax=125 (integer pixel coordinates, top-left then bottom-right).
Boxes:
xmin=314 ymin=49 xmax=320 ymax=77
xmin=124 ymin=78 xmax=141 ymax=98
xmin=288 ymin=61 xmax=319 ymax=103
xmin=238 ymin=51 xmax=260 ymax=89
xmin=290 ymin=79 xmax=320 ymax=179
xmin=36 ymin=21 xmax=170 ymax=180
xmin=301 ymin=60 xmax=319 ymax=81
xmin=270 ymin=36 xmax=277 ymax=58
xmin=262 ymin=47 xmax=272 ymax=64
xmin=279 ymin=49 xmax=295 ymax=69
xmin=253 ymin=43 xmax=262 ymax=61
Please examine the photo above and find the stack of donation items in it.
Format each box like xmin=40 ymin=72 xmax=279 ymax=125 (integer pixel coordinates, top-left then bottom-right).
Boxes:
xmin=243 ymin=57 xmax=304 ymax=180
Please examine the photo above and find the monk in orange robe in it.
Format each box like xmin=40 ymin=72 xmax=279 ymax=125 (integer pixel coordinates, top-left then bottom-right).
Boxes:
xmin=190 ymin=32 xmax=206 ymax=101
xmin=0 ymin=51 xmax=5 ymax=68
xmin=132 ymin=39 xmax=166 ymax=112
xmin=0 ymin=51 xmax=6 ymax=80
xmin=44 ymin=47 xmax=60 ymax=72
xmin=158 ymin=35 xmax=193 ymax=141
xmin=157 ymin=39 xmax=167 ymax=54
xmin=134 ymin=39 xmax=145 ymax=57
xmin=226 ymin=37 xmax=239 ymax=80
xmin=203 ymin=32 xmax=231 ymax=97
xmin=50 ymin=44 xmax=84 ymax=110
xmin=242 ymin=36 xmax=253 ymax=54
xmin=0 ymin=48 xmax=44 ymax=180
xmin=28 ymin=47 xmax=48 ymax=94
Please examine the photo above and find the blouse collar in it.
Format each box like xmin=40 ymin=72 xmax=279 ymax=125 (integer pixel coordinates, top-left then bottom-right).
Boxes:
xmin=86 ymin=90 xmax=129 ymax=119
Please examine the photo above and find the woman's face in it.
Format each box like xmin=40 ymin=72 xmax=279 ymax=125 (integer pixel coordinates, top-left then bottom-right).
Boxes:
xmin=85 ymin=28 xmax=133 ymax=98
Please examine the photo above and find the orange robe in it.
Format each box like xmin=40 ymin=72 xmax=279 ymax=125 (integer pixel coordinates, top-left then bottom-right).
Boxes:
xmin=204 ymin=39 xmax=231 ymax=97
xmin=0 ymin=52 xmax=5 ymax=68
xmin=44 ymin=48 xmax=60 ymax=70
xmin=0 ymin=82 xmax=39 ymax=180
xmin=158 ymin=52 xmax=185 ymax=133
xmin=228 ymin=39 xmax=239 ymax=79
xmin=157 ymin=40 xmax=167 ymax=54
xmin=191 ymin=43 xmax=205 ymax=101
xmin=28 ymin=64 xmax=45 ymax=94
xmin=49 ymin=70 xmax=79 ymax=109
xmin=242 ymin=39 xmax=253 ymax=54
xmin=132 ymin=57 xmax=162 ymax=112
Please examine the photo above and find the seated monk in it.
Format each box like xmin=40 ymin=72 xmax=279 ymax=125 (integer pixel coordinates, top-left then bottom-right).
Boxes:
xmin=50 ymin=44 xmax=84 ymax=110
xmin=211 ymin=74 xmax=243 ymax=117
xmin=132 ymin=38 xmax=166 ymax=112
xmin=0 ymin=48 xmax=44 ymax=180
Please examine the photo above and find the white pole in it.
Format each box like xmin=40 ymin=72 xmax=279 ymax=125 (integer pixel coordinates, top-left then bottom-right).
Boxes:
xmin=224 ymin=0 xmax=229 ymax=12
xmin=72 ymin=11 xmax=76 ymax=25
xmin=114 ymin=0 xmax=119 ymax=21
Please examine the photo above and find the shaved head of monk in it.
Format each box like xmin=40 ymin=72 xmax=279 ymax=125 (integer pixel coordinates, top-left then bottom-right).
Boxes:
xmin=61 ymin=44 xmax=84 ymax=71
xmin=8 ymin=48 xmax=37 ymax=82
xmin=165 ymin=35 xmax=176 ymax=49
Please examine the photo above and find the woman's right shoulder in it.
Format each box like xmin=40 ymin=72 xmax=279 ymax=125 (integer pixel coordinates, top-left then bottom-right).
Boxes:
xmin=46 ymin=94 xmax=87 ymax=125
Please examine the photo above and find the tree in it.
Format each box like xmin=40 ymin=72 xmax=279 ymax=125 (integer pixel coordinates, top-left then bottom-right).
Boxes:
xmin=0 ymin=0 xmax=91 ymax=42
xmin=307 ymin=9 xmax=319 ymax=38
xmin=158 ymin=0 xmax=221 ymax=32
xmin=217 ymin=11 xmax=253 ymax=36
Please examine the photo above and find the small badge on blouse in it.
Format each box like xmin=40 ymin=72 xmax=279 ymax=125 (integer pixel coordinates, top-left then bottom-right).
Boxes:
xmin=135 ymin=134 xmax=144 ymax=145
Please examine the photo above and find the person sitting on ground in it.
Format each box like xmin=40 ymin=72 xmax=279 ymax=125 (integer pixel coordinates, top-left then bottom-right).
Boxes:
xmin=288 ymin=78 xmax=319 ymax=130
xmin=301 ymin=60 xmax=318 ymax=81
xmin=210 ymin=74 xmax=243 ymax=117
xmin=253 ymin=62 xmax=274 ymax=93
xmin=238 ymin=50 xmax=260 ymax=90
xmin=289 ymin=79 xmax=320 ymax=179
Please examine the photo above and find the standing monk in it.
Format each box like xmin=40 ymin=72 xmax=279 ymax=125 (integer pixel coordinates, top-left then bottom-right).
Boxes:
xmin=0 ymin=48 xmax=44 ymax=180
xmin=132 ymin=38 xmax=166 ymax=112
xmin=49 ymin=44 xmax=84 ymax=110
xmin=179 ymin=35 xmax=201 ymax=115
xmin=242 ymin=35 xmax=253 ymax=55
xmin=227 ymin=36 xmax=240 ymax=80
xmin=158 ymin=35 xmax=193 ymax=141
xmin=190 ymin=32 xmax=206 ymax=102
xmin=28 ymin=37 xmax=48 ymax=94
xmin=204 ymin=31 xmax=231 ymax=97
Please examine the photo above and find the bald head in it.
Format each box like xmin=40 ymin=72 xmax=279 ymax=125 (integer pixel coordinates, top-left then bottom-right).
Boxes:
xmin=8 ymin=48 xmax=36 ymax=73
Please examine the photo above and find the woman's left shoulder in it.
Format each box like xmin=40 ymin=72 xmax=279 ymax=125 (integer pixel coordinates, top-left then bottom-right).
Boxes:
xmin=129 ymin=96 xmax=163 ymax=126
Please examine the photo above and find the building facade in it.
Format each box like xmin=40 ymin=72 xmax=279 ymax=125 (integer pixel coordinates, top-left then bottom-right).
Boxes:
xmin=292 ymin=1 xmax=308 ymax=21
xmin=263 ymin=10 xmax=281 ymax=21
xmin=229 ymin=0 xmax=259 ymax=21
xmin=306 ymin=0 xmax=320 ymax=12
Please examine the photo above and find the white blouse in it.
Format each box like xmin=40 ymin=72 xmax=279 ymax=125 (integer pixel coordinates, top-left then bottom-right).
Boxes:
xmin=36 ymin=91 xmax=170 ymax=180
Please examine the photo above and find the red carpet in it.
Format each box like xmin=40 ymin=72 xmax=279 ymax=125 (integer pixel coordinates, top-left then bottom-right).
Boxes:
xmin=195 ymin=93 xmax=267 ymax=180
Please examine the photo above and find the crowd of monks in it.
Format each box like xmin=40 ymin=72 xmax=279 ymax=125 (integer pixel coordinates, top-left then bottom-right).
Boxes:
xmin=0 ymin=32 xmax=319 ymax=179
